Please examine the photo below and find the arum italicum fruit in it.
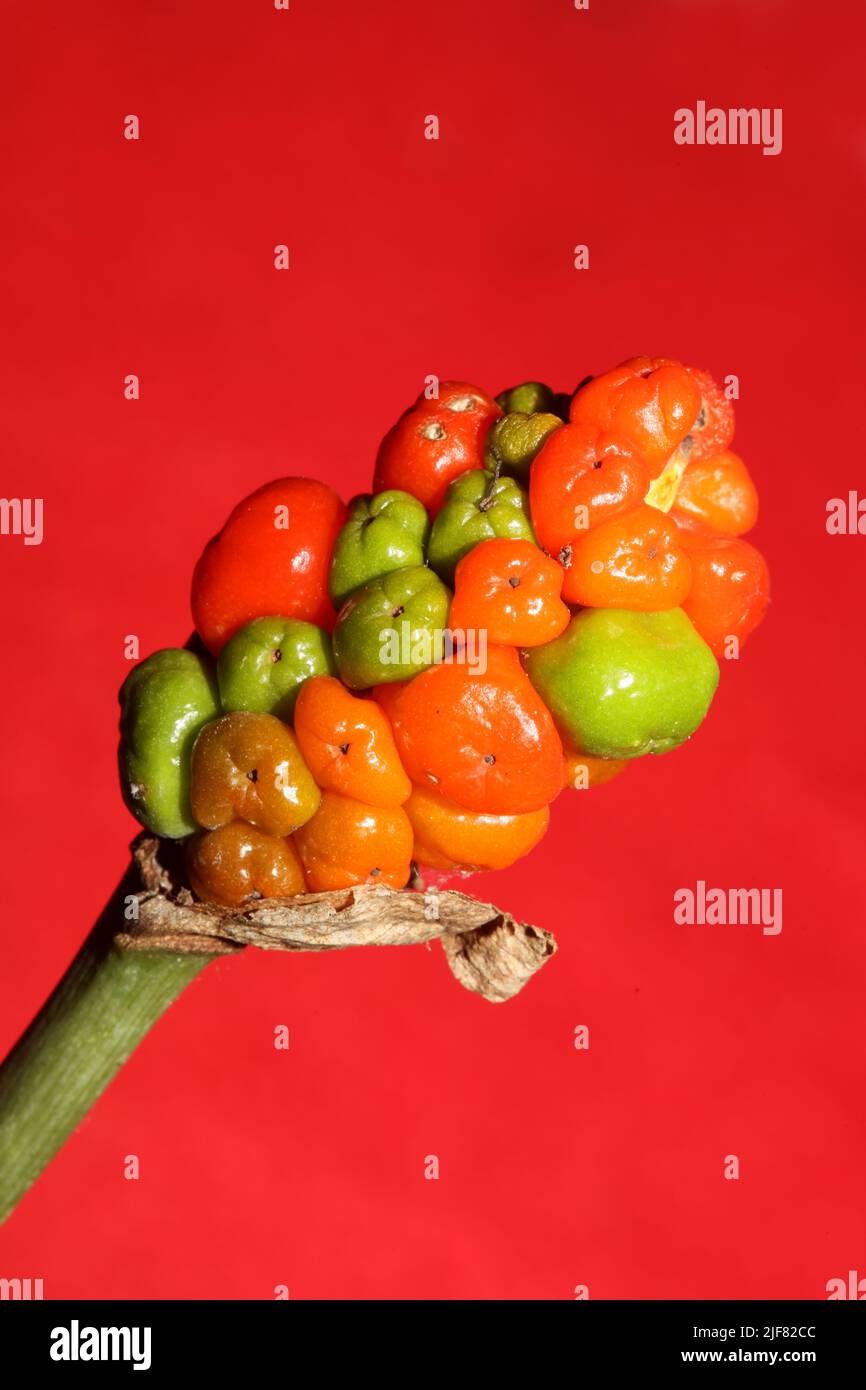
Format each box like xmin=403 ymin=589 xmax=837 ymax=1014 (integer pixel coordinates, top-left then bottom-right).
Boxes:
xmin=0 ymin=357 xmax=769 ymax=1224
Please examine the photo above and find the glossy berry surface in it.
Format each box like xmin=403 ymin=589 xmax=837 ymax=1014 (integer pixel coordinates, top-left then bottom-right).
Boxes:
xmin=524 ymin=607 xmax=719 ymax=760
xmin=186 ymin=821 xmax=306 ymax=907
xmin=191 ymin=477 xmax=347 ymax=654
xmin=217 ymin=616 xmax=335 ymax=722
xmin=190 ymin=711 xmax=320 ymax=835
xmin=373 ymin=382 xmax=501 ymax=512
xmin=570 ymin=357 xmax=701 ymax=477
xmin=449 ymin=538 xmax=569 ymax=647
xmin=673 ymin=451 xmax=758 ymax=536
xmin=675 ymin=521 xmax=770 ymax=657
xmin=293 ymin=790 xmax=413 ymax=891
xmin=116 ymin=350 xmax=769 ymax=909
xmin=406 ymin=784 xmax=550 ymax=872
xmin=375 ymin=646 xmax=563 ymax=815
xmin=294 ymin=676 xmax=411 ymax=807
xmin=564 ymin=504 xmax=692 ymax=610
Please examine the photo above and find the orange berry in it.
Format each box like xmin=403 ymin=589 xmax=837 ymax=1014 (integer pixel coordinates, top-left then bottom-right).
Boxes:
xmin=294 ymin=676 xmax=411 ymax=807
xmin=293 ymin=790 xmax=413 ymax=891
xmin=374 ymin=645 xmax=563 ymax=814
xmin=373 ymin=382 xmax=501 ymax=512
xmin=676 ymin=522 xmax=770 ymax=657
xmin=564 ymin=503 xmax=692 ymax=609
xmin=406 ymin=784 xmax=549 ymax=871
xmin=187 ymin=822 xmax=306 ymax=907
xmin=561 ymin=745 xmax=629 ymax=790
xmin=570 ymin=357 xmax=701 ymax=477
xmin=673 ymin=450 xmax=758 ymax=535
xmin=449 ymin=538 xmax=570 ymax=647
xmin=529 ymin=421 xmax=651 ymax=560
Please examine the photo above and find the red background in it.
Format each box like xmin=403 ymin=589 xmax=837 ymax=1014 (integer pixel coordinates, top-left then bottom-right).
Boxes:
xmin=2 ymin=0 xmax=865 ymax=1300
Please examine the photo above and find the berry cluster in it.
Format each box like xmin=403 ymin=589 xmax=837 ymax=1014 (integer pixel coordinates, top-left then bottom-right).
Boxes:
xmin=119 ymin=357 xmax=769 ymax=905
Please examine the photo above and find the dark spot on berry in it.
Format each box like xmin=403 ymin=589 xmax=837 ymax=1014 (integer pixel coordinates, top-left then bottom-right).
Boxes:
xmin=484 ymin=753 xmax=496 ymax=765
xmin=508 ymin=576 xmax=520 ymax=588
xmin=392 ymin=605 xmax=405 ymax=618
xmin=339 ymin=742 xmax=350 ymax=755
xmin=696 ymin=407 xmax=707 ymax=429
xmin=647 ymin=547 xmax=658 ymax=560
xmin=247 ymin=768 xmax=258 ymax=783
xmin=592 ymin=459 xmax=603 ymax=469
xmin=559 ymin=545 xmax=572 ymax=568
xmin=272 ymin=649 xmax=282 ymax=662
xmin=369 ymin=867 xmax=381 ymax=877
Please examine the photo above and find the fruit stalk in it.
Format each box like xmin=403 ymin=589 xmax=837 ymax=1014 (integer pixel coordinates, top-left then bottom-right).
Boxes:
xmin=0 ymin=840 xmax=556 ymax=1225
xmin=0 ymin=866 xmax=216 ymax=1225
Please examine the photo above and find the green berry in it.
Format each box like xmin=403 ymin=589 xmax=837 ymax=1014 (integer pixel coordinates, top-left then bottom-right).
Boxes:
xmin=329 ymin=489 xmax=431 ymax=609
xmin=523 ymin=608 xmax=719 ymax=759
xmin=427 ymin=470 xmax=536 ymax=585
xmin=484 ymin=411 xmax=563 ymax=482
xmin=332 ymin=565 xmax=451 ymax=689
xmin=217 ymin=617 xmax=335 ymax=722
xmin=119 ymin=649 xmax=220 ymax=838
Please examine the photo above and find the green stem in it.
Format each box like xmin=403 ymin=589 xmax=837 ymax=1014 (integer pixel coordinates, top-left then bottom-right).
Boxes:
xmin=0 ymin=867 xmax=216 ymax=1225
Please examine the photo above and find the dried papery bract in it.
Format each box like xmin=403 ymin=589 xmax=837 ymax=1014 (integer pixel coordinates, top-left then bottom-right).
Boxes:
xmin=124 ymin=836 xmax=557 ymax=1004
